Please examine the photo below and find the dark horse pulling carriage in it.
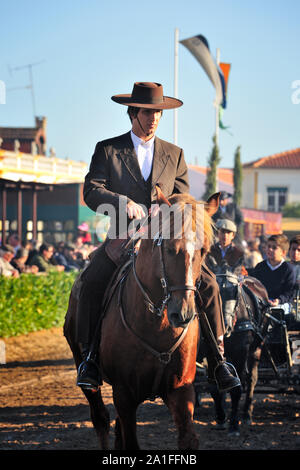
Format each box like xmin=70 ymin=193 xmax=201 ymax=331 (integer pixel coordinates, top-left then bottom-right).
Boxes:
xmin=194 ymin=261 xmax=300 ymax=436
xmin=64 ymin=192 xmax=222 ymax=450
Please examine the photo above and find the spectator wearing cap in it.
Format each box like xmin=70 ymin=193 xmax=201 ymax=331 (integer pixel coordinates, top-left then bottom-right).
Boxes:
xmin=0 ymin=245 xmax=19 ymax=278
xmin=206 ymin=219 xmax=245 ymax=274
xmin=212 ymin=191 xmax=244 ymax=240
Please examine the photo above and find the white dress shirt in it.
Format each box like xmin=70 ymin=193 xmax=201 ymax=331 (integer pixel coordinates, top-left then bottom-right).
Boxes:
xmin=130 ymin=130 xmax=154 ymax=181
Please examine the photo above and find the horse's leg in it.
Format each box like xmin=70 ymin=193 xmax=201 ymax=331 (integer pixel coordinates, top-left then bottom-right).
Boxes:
xmin=243 ymin=344 xmax=262 ymax=425
xmin=113 ymin=387 xmax=139 ymax=450
xmin=114 ymin=416 xmax=123 ymax=450
xmin=228 ymin=385 xmax=242 ymax=436
xmin=208 ymin=383 xmax=227 ymax=429
xmin=164 ymin=384 xmax=199 ymax=449
xmin=83 ymin=388 xmax=110 ymax=449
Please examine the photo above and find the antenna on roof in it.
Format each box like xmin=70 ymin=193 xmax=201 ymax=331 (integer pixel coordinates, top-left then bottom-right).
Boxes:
xmin=7 ymin=60 xmax=45 ymax=123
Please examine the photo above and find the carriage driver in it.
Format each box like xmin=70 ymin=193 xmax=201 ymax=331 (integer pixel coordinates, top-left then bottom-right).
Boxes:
xmin=72 ymin=82 xmax=241 ymax=393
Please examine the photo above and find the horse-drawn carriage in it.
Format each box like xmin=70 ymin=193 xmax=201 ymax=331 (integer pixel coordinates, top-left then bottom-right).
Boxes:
xmin=194 ymin=261 xmax=300 ymax=434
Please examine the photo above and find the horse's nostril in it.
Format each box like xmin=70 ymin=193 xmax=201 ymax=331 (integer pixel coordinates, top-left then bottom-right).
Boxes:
xmin=169 ymin=311 xmax=180 ymax=325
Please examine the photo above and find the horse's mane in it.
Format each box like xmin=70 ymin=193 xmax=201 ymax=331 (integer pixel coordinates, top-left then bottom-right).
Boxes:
xmin=164 ymin=193 xmax=214 ymax=250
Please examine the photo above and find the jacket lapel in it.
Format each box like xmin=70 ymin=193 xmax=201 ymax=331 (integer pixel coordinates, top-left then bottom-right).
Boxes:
xmin=151 ymin=137 xmax=170 ymax=195
xmin=118 ymin=132 xmax=146 ymax=191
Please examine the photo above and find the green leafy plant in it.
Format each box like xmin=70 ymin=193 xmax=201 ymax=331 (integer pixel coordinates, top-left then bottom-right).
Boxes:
xmin=0 ymin=272 xmax=77 ymax=337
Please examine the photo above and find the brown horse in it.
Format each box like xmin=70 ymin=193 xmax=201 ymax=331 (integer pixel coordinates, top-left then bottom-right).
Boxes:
xmin=64 ymin=192 xmax=218 ymax=450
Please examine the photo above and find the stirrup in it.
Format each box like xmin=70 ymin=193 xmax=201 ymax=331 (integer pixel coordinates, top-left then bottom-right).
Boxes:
xmin=76 ymin=357 xmax=102 ymax=391
xmin=214 ymin=361 xmax=241 ymax=392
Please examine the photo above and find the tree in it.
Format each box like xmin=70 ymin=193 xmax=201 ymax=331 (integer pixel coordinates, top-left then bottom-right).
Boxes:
xmin=203 ymin=135 xmax=221 ymax=200
xmin=233 ymin=145 xmax=242 ymax=206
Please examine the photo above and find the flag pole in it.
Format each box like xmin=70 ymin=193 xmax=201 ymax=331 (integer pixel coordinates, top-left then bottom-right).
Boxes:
xmin=215 ymin=47 xmax=220 ymax=147
xmin=174 ymin=27 xmax=179 ymax=145
xmin=215 ymin=47 xmax=220 ymax=192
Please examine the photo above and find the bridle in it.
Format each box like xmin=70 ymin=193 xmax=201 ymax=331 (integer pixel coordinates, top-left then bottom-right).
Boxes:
xmin=132 ymin=233 xmax=198 ymax=317
xmin=117 ymin=233 xmax=199 ymax=375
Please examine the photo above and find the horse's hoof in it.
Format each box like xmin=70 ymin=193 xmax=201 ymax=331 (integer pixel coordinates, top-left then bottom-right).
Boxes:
xmin=215 ymin=420 xmax=227 ymax=430
xmin=229 ymin=428 xmax=240 ymax=437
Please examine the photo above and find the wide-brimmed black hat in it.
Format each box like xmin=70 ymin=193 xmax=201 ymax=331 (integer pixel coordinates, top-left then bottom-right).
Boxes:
xmin=111 ymin=82 xmax=183 ymax=110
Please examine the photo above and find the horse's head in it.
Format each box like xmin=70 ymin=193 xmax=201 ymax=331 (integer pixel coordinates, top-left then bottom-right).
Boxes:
xmin=139 ymin=191 xmax=219 ymax=329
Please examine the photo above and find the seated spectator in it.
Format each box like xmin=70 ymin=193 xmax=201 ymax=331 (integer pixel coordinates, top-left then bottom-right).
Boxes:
xmin=0 ymin=244 xmax=19 ymax=278
xmin=28 ymin=243 xmax=65 ymax=273
xmin=54 ymin=242 xmax=80 ymax=272
xmin=206 ymin=219 xmax=245 ymax=274
xmin=11 ymin=248 xmax=39 ymax=274
xmin=252 ymin=234 xmax=295 ymax=308
xmin=7 ymin=233 xmax=21 ymax=255
xmin=25 ymin=239 xmax=38 ymax=266
xmin=244 ymin=239 xmax=263 ymax=269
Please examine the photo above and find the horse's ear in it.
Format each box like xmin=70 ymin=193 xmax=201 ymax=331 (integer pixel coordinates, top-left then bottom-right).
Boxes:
xmin=205 ymin=192 xmax=220 ymax=216
xmin=155 ymin=185 xmax=171 ymax=207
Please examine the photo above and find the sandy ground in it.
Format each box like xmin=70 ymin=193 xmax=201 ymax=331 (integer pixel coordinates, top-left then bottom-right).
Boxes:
xmin=0 ymin=327 xmax=300 ymax=453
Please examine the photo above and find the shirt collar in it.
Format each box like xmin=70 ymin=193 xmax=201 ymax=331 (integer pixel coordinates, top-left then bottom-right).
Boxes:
xmin=131 ymin=130 xmax=155 ymax=149
xmin=266 ymin=259 xmax=285 ymax=271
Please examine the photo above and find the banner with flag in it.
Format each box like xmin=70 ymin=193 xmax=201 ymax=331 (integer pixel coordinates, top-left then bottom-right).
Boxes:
xmin=180 ymin=35 xmax=231 ymax=132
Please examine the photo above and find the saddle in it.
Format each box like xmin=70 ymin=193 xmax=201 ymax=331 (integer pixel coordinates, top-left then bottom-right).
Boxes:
xmin=232 ymin=276 xmax=270 ymax=334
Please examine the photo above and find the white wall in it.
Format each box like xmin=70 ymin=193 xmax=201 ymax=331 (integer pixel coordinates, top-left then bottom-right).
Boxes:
xmin=241 ymin=167 xmax=300 ymax=210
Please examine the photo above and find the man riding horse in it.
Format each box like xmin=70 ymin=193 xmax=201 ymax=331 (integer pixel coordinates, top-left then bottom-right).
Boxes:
xmin=73 ymin=81 xmax=240 ymax=393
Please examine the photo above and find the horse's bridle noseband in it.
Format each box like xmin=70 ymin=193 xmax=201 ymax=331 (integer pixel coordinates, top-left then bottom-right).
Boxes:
xmin=132 ymin=234 xmax=197 ymax=317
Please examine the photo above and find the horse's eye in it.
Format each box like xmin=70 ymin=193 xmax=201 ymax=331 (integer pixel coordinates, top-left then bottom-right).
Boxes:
xmin=167 ymin=247 xmax=177 ymax=256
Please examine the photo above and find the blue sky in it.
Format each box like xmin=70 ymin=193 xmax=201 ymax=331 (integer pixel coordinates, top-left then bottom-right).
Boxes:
xmin=0 ymin=0 xmax=299 ymax=169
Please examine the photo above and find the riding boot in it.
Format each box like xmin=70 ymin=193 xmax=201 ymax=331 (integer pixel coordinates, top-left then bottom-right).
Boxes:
xmin=204 ymin=338 xmax=241 ymax=392
xmin=198 ymin=307 xmax=241 ymax=392
xmin=76 ymin=342 xmax=102 ymax=391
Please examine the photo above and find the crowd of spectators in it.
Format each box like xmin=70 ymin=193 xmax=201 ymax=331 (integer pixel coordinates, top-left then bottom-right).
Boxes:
xmin=0 ymin=229 xmax=98 ymax=278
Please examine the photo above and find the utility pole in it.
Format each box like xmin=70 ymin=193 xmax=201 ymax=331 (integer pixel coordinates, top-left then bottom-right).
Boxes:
xmin=174 ymin=28 xmax=179 ymax=145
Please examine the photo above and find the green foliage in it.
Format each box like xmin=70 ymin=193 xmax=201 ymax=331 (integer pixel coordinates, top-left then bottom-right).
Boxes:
xmin=203 ymin=135 xmax=221 ymax=200
xmin=282 ymin=202 xmax=300 ymax=218
xmin=233 ymin=145 xmax=243 ymax=206
xmin=0 ymin=272 xmax=77 ymax=338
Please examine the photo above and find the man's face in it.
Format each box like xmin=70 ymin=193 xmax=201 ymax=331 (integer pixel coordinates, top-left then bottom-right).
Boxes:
xmin=131 ymin=108 xmax=162 ymax=140
xmin=43 ymin=246 xmax=54 ymax=260
xmin=289 ymin=242 xmax=300 ymax=263
xmin=218 ymin=228 xmax=235 ymax=248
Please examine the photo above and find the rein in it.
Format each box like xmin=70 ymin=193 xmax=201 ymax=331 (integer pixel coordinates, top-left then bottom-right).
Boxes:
xmin=117 ymin=234 xmax=198 ymax=399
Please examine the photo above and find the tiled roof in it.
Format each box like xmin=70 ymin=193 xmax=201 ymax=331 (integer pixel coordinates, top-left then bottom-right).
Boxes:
xmin=188 ymin=165 xmax=233 ymax=184
xmin=243 ymin=148 xmax=300 ymax=169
